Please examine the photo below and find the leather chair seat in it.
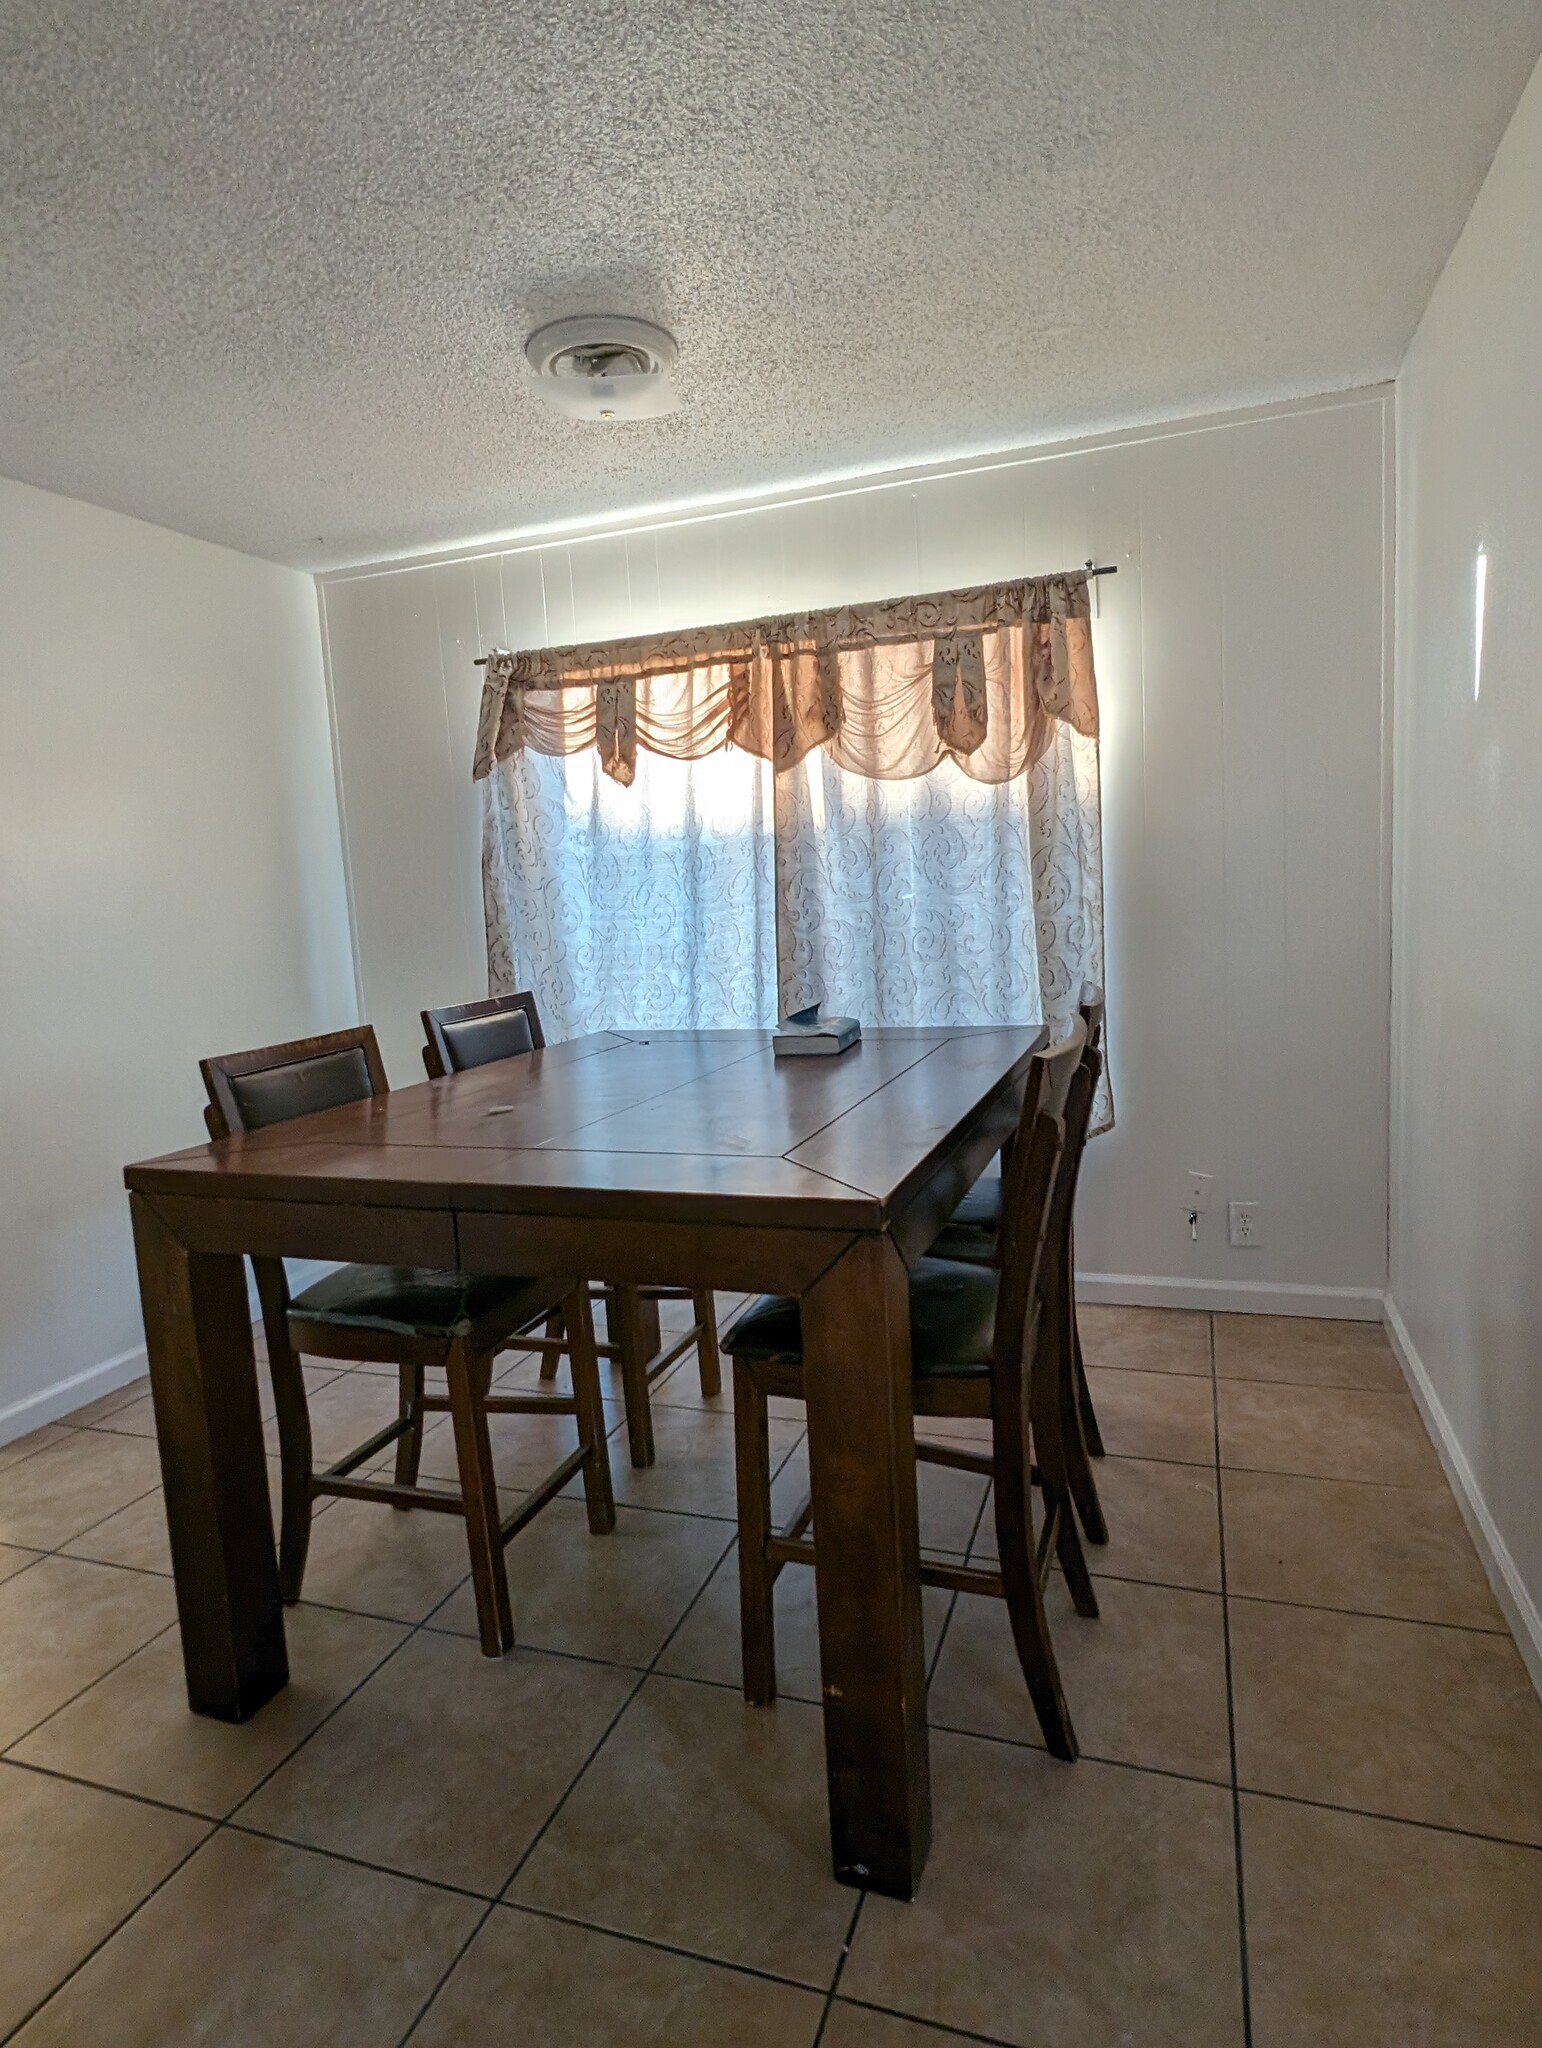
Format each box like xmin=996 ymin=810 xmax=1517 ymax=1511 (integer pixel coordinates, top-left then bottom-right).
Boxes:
xmin=927 ymin=1168 xmax=1002 ymax=1264
xmin=290 ymin=1264 xmax=557 ymax=1341
xmin=726 ymin=1256 xmax=998 ymax=1382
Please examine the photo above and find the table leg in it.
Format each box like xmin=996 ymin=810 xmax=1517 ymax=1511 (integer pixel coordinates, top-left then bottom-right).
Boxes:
xmin=130 ymin=1194 xmax=287 ymax=1720
xmin=801 ymin=1234 xmax=931 ymax=1899
xmin=611 ymin=1284 xmax=662 ymax=1467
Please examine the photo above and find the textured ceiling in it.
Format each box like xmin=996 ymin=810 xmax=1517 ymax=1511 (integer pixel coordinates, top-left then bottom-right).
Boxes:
xmin=3 ymin=2 xmax=1539 ymax=571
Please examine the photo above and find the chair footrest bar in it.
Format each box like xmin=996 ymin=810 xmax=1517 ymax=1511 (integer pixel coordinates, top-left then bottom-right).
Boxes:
xmin=314 ymin=1474 xmax=466 ymax=1514
xmin=915 ymin=1441 xmax=994 ymax=1478
xmin=918 ymin=1558 xmax=1005 ymax=1599
xmin=318 ymin=1413 xmax=414 ymax=1481
xmin=481 ymin=1392 xmax=580 ymax=1418
xmin=643 ymin=1324 xmax=704 ymax=1386
xmin=498 ymin=1446 xmax=590 ymax=1544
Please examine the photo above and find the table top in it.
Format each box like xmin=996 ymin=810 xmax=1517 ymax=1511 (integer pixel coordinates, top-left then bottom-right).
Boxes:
xmin=125 ymin=1025 xmax=1046 ymax=1233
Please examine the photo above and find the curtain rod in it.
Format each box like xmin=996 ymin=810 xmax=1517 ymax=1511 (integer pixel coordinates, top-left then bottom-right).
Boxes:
xmin=472 ymin=562 xmax=1117 ymax=665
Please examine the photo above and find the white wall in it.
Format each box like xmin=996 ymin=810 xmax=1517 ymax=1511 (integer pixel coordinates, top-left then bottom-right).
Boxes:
xmin=320 ymin=391 xmax=1393 ymax=1314
xmin=1388 ymin=53 xmax=1542 ymax=1683
xmin=0 ymin=477 xmax=356 ymax=1440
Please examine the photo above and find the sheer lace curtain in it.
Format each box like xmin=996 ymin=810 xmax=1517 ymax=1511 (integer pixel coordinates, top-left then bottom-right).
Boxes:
xmin=477 ymin=571 xmax=1109 ymax=1120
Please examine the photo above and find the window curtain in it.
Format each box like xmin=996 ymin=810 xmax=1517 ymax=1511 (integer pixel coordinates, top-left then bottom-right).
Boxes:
xmin=476 ymin=570 xmax=1110 ymax=1121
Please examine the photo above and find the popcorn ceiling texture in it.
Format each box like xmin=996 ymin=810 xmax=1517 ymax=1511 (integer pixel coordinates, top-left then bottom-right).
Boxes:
xmin=2 ymin=1 xmax=1538 ymax=571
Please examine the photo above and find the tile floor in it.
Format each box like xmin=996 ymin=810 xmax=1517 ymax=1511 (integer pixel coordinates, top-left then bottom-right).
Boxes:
xmin=1 ymin=1301 xmax=1540 ymax=2044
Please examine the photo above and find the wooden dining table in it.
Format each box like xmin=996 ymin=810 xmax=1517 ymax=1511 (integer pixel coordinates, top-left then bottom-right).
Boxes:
xmin=124 ymin=1021 xmax=1045 ymax=1900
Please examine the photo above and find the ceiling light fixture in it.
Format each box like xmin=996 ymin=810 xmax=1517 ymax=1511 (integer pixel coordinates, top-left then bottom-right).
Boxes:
xmin=524 ymin=315 xmax=680 ymax=423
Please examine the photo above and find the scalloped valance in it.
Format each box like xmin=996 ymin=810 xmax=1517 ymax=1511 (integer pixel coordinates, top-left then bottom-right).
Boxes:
xmin=472 ymin=571 xmax=1098 ymax=787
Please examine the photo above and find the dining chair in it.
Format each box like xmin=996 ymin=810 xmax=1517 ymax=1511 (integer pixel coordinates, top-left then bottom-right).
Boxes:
xmin=200 ymin=1024 xmax=614 ymax=1658
xmin=725 ymin=1023 xmax=1097 ymax=1761
xmin=420 ymin=992 xmax=723 ymax=1466
xmin=928 ymin=984 xmax=1109 ymax=1544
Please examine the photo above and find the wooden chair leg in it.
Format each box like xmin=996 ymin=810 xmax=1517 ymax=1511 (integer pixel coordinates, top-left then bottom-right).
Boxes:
xmin=1053 ymin=1245 xmax=1108 ymax=1545
xmin=693 ymin=1290 xmax=722 ymax=1397
xmin=392 ymin=1360 xmax=426 ymax=1499
xmin=563 ymin=1284 xmax=616 ymax=1535
xmin=1074 ymin=1321 xmax=1105 ymax=1456
xmin=1068 ymin=1230 xmax=1105 ymax=1457
xmin=991 ymin=1425 xmax=1078 ymax=1760
xmin=266 ymin=1321 xmax=315 ymax=1605
xmin=732 ymin=1357 xmax=778 ymax=1705
xmin=445 ymin=1339 xmax=514 ymax=1657
xmin=612 ymin=1285 xmax=657 ymax=1469
xmin=539 ymin=1308 xmax=564 ymax=1382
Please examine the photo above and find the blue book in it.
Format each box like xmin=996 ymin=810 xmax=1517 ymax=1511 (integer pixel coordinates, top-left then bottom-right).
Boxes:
xmin=772 ymin=1003 xmax=862 ymax=1057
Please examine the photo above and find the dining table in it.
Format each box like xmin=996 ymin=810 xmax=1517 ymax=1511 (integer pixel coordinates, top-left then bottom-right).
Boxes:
xmin=124 ymin=1020 xmax=1046 ymax=1900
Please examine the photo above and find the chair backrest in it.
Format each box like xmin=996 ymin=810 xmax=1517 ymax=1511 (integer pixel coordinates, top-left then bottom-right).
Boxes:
xmin=421 ymin=992 xmax=546 ymax=1080
xmin=990 ymin=1022 xmax=1087 ymax=1379
xmin=200 ymin=1025 xmax=388 ymax=1140
xmin=1078 ymin=982 xmax=1105 ymax=1055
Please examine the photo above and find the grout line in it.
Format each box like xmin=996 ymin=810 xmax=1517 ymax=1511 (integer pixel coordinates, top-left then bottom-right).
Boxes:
xmin=1209 ymin=1312 xmax=1254 ymax=2048
xmin=0 ymin=1618 xmax=181 ymax=1759
xmin=0 ymin=1810 xmax=215 ymax=2046
xmin=501 ymin=1896 xmax=839 ymax=1998
xmin=812 ymin=1889 xmax=868 ymax=2044
xmin=1224 ymin=1590 xmax=1513 ymax=1639
xmin=827 ymin=1991 xmax=1029 ymax=2047
xmin=922 ymin=1716 xmax=1234 ymax=1795
xmin=1234 ymin=1783 xmax=1542 ymax=1856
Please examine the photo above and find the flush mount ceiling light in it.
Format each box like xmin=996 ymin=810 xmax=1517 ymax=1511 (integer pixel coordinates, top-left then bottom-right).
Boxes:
xmin=524 ymin=314 xmax=680 ymax=422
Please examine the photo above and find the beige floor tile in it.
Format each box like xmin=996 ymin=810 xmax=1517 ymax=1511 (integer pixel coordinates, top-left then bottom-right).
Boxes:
xmin=1213 ymin=1312 xmax=1402 ymax=1390
xmin=411 ymin=1401 xmax=627 ymax=1497
xmin=413 ymin=1903 xmax=823 ymax=2047
xmin=648 ymin=1355 xmax=805 ymax=1420
xmin=83 ymin=1393 xmax=161 ymax=1440
xmin=57 ymin=1488 xmax=176 ymax=1576
xmin=254 ymin=1360 xmax=350 ymax=1423
xmin=1223 ymin=1466 xmax=1505 ymax=1629
xmin=822 ymin=2006 xmax=981 ymax=2046
xmin=0 ymin=1557 xmax=178 ymax=1749
xmin=0 ymin=1429 xmax=163 ymax=1550
xmin=13 ymin=1604 xmax=405 ymax=1817
xmin=1231 ymin=1598 xmax=1542 ymax=1841
xmin=928 ymin=1575 xmax=1231 ymax=1781
xmin=239 ymin=1628 xmax=635 ymax=1894
xmin=842 ymin=1733 xmax=1243 ymax=2046
xmin=1077 ymin=1304 xmax=1211 ymax=1375
xmin=64 ymin=1376 xmax=150 ymax=1426
xmin=657 ymin=1545 xmax=952 ymax=1704
xmin=971 ymin=1454 xmax=1222 ymax=1591
xmin=1083 ymin=1366 xmax=1216 ymax=1466
xmin=1218 ymin=1381 xmax=1440 ymax=1486
xmin=264 ymin=1372 xmax=407 ymax=1466
xmin=0 ymin=1546 xmax=42 ymax=1588
xmin=0 ymin=1425 xmax=74 ymax=1476
xmin=296 ymin=1493 xmax=485 ymax=1623
xmin=0 ymin=1761 xmax=208 ymax=2038
xmin=11 ymin=1827 xmax=481 ymax=2048
xmin=430 ymin=1499 xmax=729 ymax=1665
xmin=602 ymin=1407 xmax=804 ymax=1521
xmin=510 ymin=1674 xmax=855 ymax=1987
xmin=1242 ymin=1794 xmax=1542 ymax=2047
xmin=60 ymin=1458 xmax=297 ymax=1579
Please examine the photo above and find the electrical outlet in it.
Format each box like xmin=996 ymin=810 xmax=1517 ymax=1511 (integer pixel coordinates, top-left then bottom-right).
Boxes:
xmin=1188 ymin=1172 xmax=1214 ymax=1215
xmin=1228 ymin=1201 xmax=1261 ymax=1247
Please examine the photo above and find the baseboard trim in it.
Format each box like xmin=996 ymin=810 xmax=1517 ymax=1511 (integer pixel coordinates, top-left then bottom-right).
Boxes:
xmin=1074 ymin=1272 xmax=1386 ymax=1321
xmin=0 ymin=1340 xmax=150 ymax=1446
xmin=0 ymin=1257 xmax=343 ymax=1450
xmin=1384 ymin=1293 xmax=1542 ymax=1703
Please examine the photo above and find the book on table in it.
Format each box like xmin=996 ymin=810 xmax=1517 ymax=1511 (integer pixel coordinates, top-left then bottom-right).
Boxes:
xmin=772 ymin=1003 xmax=862 ymax=1057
